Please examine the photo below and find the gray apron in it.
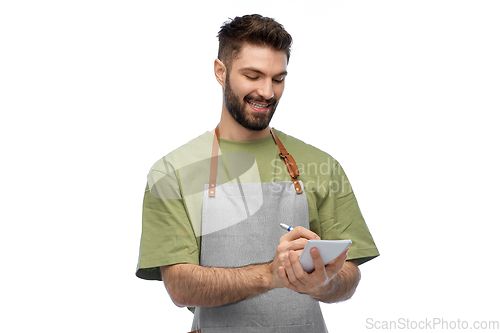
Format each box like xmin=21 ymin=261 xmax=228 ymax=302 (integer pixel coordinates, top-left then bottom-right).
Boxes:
xmin=191 ymin=128 xmax=328 ymax=333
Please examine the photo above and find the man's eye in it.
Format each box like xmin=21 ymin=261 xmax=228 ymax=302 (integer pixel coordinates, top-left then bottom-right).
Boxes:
xmin=273 ymin=78 xmax=284 ymax=83
xmin=246 ymin=76 xmax=258 ymax=80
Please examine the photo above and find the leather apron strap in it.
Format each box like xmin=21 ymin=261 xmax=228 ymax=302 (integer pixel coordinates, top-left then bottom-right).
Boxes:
xmin=208 ymin=125 xmax=303 ymax=197
xmin=269 ymin=127 xmax=303 ymax=194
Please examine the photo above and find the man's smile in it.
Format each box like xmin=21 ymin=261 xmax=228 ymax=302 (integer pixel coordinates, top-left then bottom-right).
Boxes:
xmin=247 ymin=100 xmax=271 ymax=112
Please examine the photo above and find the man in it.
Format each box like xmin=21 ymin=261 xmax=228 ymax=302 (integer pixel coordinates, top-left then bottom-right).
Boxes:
xmin=136 ymin=14 xmax=379 ymax=332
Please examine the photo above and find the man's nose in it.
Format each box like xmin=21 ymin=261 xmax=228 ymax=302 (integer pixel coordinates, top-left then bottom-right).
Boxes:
xmin=257 ymin=79 xmax=274 ymax=100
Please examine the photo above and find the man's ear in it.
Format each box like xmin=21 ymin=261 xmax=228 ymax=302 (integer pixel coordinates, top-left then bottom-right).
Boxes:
xmin=214 ymin=59 xmax=227 ymax=86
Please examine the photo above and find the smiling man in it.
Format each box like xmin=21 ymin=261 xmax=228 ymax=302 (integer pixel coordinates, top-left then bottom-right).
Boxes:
xmin=136 ymin=14 xmax=379 ymax=333
xmin=220 ymin=44 xmax=285 ymax=134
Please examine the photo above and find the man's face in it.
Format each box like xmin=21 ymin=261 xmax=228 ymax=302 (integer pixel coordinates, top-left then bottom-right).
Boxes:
xmin=223 ymin=44 xmax=288 ymax=131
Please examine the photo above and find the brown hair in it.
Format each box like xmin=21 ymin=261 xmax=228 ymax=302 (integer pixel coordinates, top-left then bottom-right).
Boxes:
xmin=217 ymin=14 xmax=293 ymax=69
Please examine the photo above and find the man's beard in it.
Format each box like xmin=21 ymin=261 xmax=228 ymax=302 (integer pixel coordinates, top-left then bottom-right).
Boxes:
xmin=224 ymin=75 xmax=278 ymax=131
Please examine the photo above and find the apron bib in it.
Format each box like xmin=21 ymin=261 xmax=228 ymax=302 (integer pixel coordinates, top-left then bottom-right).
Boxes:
xmin=191 ymin=127 xmax=328 ymax=333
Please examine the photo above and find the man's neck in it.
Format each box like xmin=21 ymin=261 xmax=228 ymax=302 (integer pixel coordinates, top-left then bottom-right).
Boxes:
xmin=217 ymin=109 xmax=271 ymax=141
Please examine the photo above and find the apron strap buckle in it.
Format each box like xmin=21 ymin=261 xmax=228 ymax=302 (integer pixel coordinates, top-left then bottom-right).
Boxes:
xmin=279 ymin=153 xmax=303 ymax=193
xmin=279 ymin=152 xmax=300 ymax=178
xmin=271 ymin=128 xmax=303 ymax=194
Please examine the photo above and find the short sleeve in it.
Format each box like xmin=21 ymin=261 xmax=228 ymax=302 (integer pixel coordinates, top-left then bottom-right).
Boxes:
xmin=318 ymin=162 xmax=379 ymax=265
xmin=136 ymin=164 xmax=200 ymax=281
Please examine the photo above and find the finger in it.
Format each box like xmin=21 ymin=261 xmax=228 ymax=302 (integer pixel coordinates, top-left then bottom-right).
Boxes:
xmin=284 ymin=253 xmax=304 ymax=288
xmin=279 ymin=266 xmax=297 ymax=292
xmin=279 ymin=238 xmax=309 ymax=252
xmin=311 ymin=247 xmax=327 ymax=278
xmin=288 ymin=250 xmax=309 ymax=284
xmin=278 ymin=266 xmax=290 ymax=286
xmin=281 ymin=226 xmax=320 ymax=242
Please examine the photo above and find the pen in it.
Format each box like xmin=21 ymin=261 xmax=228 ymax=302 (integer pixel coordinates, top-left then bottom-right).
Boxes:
xmin=279 ymin=223 xmax=294 ymax=232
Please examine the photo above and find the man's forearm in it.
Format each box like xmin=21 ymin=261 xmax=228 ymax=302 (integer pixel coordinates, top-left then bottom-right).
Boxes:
xmin=310 ymin=261 xmax=361 ymax=303
xmin=161 ymin=262 xmax=274 ymax=308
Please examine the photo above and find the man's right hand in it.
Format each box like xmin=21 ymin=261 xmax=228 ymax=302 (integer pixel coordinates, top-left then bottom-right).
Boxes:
xmin=269 ymin=226 xmax=321 ymax=289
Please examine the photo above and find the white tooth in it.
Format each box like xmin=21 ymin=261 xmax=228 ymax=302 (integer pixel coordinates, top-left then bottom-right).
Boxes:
xmin=249 ymin=101 xmax=267 ymax=108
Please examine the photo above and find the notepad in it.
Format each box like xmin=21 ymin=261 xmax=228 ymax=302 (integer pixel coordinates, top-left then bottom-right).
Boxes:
xmin=299 ymin=239 xmax=352 ymax=273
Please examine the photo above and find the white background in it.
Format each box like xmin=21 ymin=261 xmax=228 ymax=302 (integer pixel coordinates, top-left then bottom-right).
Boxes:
xmin=1 ymin=0 xmax=499 ymax=332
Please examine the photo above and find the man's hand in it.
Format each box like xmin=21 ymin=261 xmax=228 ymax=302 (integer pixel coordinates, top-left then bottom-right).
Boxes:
xmin=272 ymin=230 xmax=361 ymax=303
xmin=269 ymin=226 xmax=321 ymax=289
xmin=280 ymin=246 xmax=349 ymax=298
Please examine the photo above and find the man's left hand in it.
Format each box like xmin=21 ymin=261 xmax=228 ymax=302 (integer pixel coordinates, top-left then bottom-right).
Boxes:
xmin=278 ymin=247 xmax=349 ymax=298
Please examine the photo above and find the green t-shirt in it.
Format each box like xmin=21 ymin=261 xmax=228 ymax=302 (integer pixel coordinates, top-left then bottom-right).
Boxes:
xmin=136 ymin=130 xmax=379 ymax=281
